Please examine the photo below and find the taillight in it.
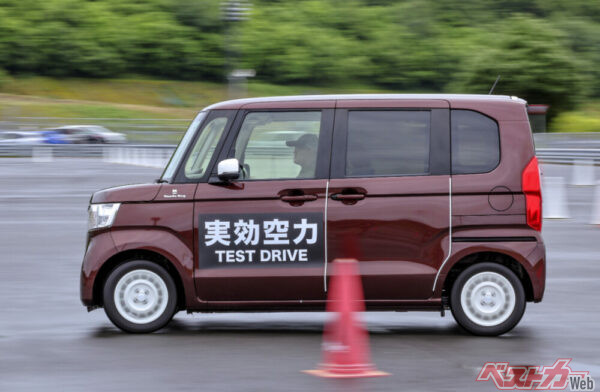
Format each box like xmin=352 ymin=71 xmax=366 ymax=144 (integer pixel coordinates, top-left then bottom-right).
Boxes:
xmin=522 ymin=156 xmax=542 ymax=231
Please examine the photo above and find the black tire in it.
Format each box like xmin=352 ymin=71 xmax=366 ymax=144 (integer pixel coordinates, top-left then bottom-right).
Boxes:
xmin=450 ymin=262 xmax=526 ymax=336
xmin=103 ymin=260 xmax=177 ymax=333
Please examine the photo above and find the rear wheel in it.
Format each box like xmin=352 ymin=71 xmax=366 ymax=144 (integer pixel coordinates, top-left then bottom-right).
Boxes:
xmin=450 ymin=262 xmax=526 ymax=336
xmin=103 ymin=260 xmax=177 ymax=333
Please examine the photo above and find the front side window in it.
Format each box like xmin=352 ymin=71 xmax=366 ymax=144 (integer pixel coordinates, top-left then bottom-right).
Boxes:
xmin=346 ymin=110 xmax=431 ymax=177
xmin=451 ymin=110 xmax=500 ymax=174
xmin=161 ymin=111 xmax=207 ymax=182
xmin=184 ymin=116 xmax=230 ymax=179
xmin=233 ymin=111 xmax=322 ymax=180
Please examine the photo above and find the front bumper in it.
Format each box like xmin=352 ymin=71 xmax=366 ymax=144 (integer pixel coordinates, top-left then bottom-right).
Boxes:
xmin=80 ymin=231 xmax=118 ymax=307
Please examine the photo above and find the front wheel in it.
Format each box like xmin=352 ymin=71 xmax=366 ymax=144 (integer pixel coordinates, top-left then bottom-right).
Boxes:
xmin=450 ymin=262 xmax=526 ymax=336
xmin=103 ymin=260 xmax=177 ymax=333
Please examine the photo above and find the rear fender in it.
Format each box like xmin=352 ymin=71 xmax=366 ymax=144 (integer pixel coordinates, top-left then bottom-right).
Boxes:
xmin=435 ymin=241 xmax=541 ymax=299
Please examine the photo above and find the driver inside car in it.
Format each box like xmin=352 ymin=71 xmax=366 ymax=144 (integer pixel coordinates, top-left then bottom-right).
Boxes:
xmin=286 ymin=134 xmax=319 ymax=178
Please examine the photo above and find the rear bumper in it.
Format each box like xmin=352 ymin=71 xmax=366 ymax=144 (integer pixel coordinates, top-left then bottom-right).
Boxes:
xmin=527 ymin=241 xmax=546 ymax=302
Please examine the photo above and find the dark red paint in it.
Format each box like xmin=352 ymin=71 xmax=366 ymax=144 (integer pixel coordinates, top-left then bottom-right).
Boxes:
xmin=81 ymin=95 xmax=545 ymax=313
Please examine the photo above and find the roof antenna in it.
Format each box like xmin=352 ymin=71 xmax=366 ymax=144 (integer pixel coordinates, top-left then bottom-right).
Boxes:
xmin=488 ymin=75 xmax=501 ymax=95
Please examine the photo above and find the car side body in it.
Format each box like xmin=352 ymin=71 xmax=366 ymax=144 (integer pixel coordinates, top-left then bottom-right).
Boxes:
xmin=81 ymin=94 xmax=545 ymax=335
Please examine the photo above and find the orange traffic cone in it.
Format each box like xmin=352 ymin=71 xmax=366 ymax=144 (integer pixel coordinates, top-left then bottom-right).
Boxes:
xmin=304 ymin=259 xmax=390 ymax=378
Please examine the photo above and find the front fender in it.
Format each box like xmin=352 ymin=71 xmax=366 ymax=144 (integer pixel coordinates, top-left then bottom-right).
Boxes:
xmin=111 ymin=228 xmax=196 ymax=307
xmin=80 ymin=231 xmax=118 ymax=306
xmin=81 ymin=228 xmax=196 ymax=308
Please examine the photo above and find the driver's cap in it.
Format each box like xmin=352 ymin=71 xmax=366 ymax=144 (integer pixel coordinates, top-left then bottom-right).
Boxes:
xmin=286 ymin=134 xmax=318 ymax=149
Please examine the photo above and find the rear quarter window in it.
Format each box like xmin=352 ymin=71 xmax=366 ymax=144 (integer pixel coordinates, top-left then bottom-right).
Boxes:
xmin=451 ymin=110 xmax=500 ymax=174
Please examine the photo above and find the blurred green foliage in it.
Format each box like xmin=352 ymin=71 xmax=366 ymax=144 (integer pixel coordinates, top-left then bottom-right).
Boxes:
xmin=550 ymin=104 xmax=600 ymax=133
xmin=0 ymin=67 xmax=7 ymax=88
xmin=0 ymin=0 xmax=599 ymax=119
xmin=449 ymin=15 xmax=585 ymax=117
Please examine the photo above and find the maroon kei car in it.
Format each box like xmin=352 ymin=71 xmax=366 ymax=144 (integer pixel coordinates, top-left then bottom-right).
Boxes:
xmin=81 ymin=94 xmax=545 ymax=336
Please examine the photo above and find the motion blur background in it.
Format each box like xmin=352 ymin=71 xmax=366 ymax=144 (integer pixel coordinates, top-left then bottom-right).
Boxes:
xmin=1 ymin=1 xmax=600 ymax=391
xmin=1 ymin=0 xmax=600 ymax=141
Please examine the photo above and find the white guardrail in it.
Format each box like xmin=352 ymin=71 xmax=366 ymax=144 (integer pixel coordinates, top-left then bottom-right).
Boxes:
xmin=535 ymin=148 xmax=600 ymax=164
xmin=533 ymin=133 xmax=600 ymax=163
xmin=533 ymin=132 xmax=600 ymax=149
xmin=1 ymin=144 xmax=600 ymax=167
xmin=1 ymin=144 xmax=176 ymax=168
xmin=0 ymin=133 xmax=599 ymax=166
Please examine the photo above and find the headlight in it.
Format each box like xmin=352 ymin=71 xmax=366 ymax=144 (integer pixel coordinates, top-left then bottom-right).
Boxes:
xmin=88 ymin=203 xmax=120 ymax=231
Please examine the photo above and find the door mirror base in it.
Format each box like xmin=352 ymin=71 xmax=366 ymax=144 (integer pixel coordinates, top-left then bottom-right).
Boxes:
xmin=208 ymin=175 xmax=226 ymax=185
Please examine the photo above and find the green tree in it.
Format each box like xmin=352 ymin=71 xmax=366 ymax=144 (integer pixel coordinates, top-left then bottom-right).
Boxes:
xmin=239 ymin=1 xmax=371 ymax=85
xmin=554 ymin=18 xmax=600 ymax=97
xmin=451 ymin=15 xmax=586 ymax=118
xmin=0 ymin=0 xmax=597 ymax=119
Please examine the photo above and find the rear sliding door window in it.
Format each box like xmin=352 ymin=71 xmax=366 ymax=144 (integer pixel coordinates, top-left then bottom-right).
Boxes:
xmin=451 ymin=110 xmax=500 ymax=174
xmin=346 ymin=111 xmax=430 ymax=177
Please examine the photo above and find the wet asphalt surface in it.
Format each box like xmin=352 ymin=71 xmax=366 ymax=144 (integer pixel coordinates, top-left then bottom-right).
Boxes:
xmin=0 ymin=159 xmax=598 ymax=392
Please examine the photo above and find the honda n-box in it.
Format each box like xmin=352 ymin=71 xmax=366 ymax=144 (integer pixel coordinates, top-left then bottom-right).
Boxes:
xmin=81 ymin=94 xmax=545 ymax=336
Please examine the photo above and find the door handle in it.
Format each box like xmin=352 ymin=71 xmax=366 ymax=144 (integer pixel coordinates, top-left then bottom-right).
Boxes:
xmin=330 ymin=193 xmax=365 ymax=201
xmin=280 ymin=194 xmax=318 ymax=203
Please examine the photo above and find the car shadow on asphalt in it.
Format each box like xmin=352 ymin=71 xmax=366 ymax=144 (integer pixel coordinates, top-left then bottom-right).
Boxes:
xmin=91 ymin=318 xmax=534 ymax=339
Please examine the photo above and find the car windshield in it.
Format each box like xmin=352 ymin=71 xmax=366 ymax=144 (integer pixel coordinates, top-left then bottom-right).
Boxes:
xmin=160 ymin=111 xmax=207 ymax=182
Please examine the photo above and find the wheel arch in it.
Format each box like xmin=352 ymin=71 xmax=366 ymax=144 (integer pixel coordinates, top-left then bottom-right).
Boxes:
xmin=92 ymin=249 xmax=187 ymax=309
xmin=442 ymin=251 xmax=534 ymax=302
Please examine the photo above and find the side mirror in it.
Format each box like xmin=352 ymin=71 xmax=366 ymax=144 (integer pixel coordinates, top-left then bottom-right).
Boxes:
xmin=217 ymin=158 xmax=240 ymax=182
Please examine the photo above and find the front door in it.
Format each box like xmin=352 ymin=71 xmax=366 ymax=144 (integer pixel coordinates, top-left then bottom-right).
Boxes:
xmin=193 ymin=107 xmax=334 ymax=303
xmin=327 ymin=101 xmax=451 ymax=300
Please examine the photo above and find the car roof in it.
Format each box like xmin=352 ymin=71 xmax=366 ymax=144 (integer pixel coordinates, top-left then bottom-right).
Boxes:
xmin=204 ymin=94 xmax=526 ymax=110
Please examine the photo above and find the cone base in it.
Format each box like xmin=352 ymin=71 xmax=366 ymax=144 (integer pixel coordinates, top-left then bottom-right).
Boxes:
xmin=303 ymin=367 xmax=390 ymax=378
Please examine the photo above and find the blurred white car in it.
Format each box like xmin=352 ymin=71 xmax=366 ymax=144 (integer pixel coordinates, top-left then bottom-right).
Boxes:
xmin=0 ymin=131 xmax=45 ymax=145
xmin=44 ymin=125 xmax=127 ymax=144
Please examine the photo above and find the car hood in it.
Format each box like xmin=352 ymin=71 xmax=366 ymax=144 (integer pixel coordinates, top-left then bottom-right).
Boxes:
xmin=91 ymin=183 xmax=162 ymax=204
